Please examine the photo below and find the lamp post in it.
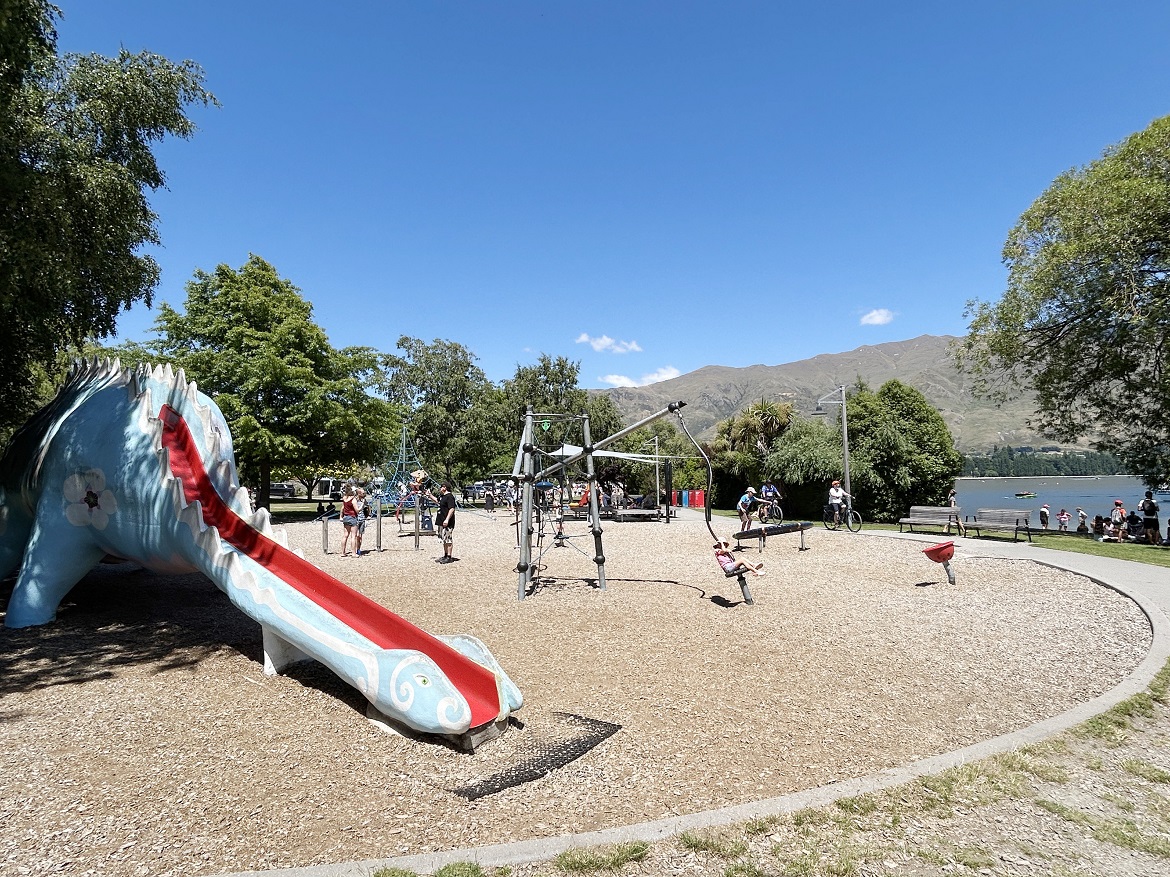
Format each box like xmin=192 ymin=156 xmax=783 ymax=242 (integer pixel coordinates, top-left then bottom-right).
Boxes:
xmin=813 ymin=386 xmax=851 ymax=507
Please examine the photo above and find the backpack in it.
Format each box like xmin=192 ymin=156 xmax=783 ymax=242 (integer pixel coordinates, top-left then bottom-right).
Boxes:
xmin=1141 ymin=498 xmax=1159 ymax=515
xmin=1111 ymin=507 xmax=1125 ymax=525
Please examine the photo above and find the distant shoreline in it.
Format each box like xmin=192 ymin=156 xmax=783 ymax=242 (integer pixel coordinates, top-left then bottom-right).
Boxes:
xmin=957 ymin=474 xmax=1134 ymax=481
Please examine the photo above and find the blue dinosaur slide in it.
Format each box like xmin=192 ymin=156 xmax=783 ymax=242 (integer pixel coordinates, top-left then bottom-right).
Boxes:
xmin=0 ymin=359 xmax=522 ymax=740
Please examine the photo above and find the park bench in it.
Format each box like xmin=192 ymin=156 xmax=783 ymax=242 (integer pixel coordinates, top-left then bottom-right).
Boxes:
xmin=965 ymin=508 xmax=1032 ymax=542
xmin=611 ymin=507 xmax=661 ymax=522
xmin=898 ymin=505 xmax=962 ymax=535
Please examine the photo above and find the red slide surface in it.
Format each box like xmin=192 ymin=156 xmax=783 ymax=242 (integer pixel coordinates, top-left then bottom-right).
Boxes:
xmin=159 ymin=405 xmax=503 ymax=729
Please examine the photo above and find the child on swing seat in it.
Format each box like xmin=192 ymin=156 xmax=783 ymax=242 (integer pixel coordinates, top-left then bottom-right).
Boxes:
xmin=714 ymin=540 xmax=764 ymax=576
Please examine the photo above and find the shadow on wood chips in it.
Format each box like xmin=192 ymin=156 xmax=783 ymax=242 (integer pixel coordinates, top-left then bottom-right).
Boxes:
xmin=0 ymin=564 xmax=257 ymax=700
xmin=450 ymin=712 xmax=621 ymax=800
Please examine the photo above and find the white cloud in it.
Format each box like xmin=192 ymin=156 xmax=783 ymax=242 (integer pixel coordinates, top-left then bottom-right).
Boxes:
xmin=641 ymin=366 xmax=681 ymax=384
xmin=600 ymin=374 xmax=639 ymax=388
xmin=599 ymin=366 xmax=681 ymax=388
xmin=575 ymin=332 xmax=642 ymax=354
xmin=860 ymin=308 xmax=895 ymax=326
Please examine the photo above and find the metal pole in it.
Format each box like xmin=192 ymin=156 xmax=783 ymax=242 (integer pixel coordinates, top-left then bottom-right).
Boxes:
xmin=582 ymin=412 xmax=606 ymax=591
xmin=840 ymin=386 xmax=852 ymax=508
xmin=654 ymin=434 xmax=661 ymax=519
xmin=517 ymin=408 xmax=535 ymax=600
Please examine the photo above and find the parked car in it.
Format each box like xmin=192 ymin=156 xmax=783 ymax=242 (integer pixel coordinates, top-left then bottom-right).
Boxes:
xmin=268 ymin=482 xmax=298 ymax=498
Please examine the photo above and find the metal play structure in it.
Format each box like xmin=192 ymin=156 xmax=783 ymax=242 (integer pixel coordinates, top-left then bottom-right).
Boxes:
xmin=373 ymin=425 xmax=443 ymax=546
xmin=511 ymin=401 xmax=691 ymax=599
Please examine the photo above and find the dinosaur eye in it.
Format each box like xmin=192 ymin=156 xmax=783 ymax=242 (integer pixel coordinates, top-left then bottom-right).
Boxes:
xmin=413 ymin=674 xmax=431 ymax=687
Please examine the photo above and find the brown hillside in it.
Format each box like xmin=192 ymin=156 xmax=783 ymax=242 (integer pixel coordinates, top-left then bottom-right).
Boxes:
xmin=598 ymin=335 xmax=1057 ymax=452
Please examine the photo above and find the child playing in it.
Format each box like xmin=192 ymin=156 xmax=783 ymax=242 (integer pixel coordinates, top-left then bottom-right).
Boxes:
xmin=713 ymin=540 xmax=764 ymax=576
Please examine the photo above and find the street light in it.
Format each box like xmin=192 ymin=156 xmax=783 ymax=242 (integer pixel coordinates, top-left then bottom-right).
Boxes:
xmin=813 ymin=385 xmax=851 ymax=508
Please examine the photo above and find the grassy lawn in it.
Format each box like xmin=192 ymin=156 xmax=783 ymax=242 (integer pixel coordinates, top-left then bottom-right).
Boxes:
xmin=1023 ymin=532 xmax=1170 ymax=568
xmin=860 ymin=519 xmax=1170 ymax=570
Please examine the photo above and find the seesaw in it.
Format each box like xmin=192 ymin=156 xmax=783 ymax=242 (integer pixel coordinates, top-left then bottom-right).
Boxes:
xmin=732 ymin=520 xmax=813 ymax=553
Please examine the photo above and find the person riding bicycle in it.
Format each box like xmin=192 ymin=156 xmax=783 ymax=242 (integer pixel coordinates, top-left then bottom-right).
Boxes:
xmin=827 ymin=480 xmax=852 ymax=523
xmin=759 ymin=480 xmax=782 ymax=520
xmin=736 ymin=486 xmax=759 ymax=532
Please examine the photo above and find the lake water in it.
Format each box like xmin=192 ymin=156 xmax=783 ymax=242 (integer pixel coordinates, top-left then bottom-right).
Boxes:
xmin=952 ymin=475 xmax=1160 ymax=522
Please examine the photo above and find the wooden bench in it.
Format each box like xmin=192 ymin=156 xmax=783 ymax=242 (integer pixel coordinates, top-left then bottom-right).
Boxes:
xmin=966 ymin=508 xmax=1032 ymax=542
xmin=898 ymin=506 xmax=962 ymax=535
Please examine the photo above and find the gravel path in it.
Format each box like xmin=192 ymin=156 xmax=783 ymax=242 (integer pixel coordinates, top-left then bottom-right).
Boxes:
xmin=0 ymin=511 xmax=1152 ymax=876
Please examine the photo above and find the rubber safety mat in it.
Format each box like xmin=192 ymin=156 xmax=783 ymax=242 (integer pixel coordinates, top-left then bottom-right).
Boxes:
xmin=450 ymin=712 xmax=621 ymax=800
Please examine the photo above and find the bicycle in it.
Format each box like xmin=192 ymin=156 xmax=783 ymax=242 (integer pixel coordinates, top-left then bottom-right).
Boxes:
xmin=756 ymin=499 xmax=783 ymax=525
xmin=823 ymin=502 xmax=862 ymax=532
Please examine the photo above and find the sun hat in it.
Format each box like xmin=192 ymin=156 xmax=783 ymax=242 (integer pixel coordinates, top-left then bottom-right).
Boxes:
xmin=1115 ymin=499 xmax=1124 ymax=505
xmin=746 ymin=487 xmax=756 ymax=493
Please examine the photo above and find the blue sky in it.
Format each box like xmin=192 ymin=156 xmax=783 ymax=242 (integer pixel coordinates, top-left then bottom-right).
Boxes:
xmin=57 ymin=1 xmax=1170 ymax=388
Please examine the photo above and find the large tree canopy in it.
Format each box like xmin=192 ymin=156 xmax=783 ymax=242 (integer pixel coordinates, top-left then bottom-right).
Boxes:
xmin=0 ymin=1 xmax=216 ymax=436
xmin=958 ymin=115 xmax=1170 ymax=487
xmin=140 ymin=255 xmax=399 ymax=506
xmin=383 ymin=336 xmax=490 ymax=485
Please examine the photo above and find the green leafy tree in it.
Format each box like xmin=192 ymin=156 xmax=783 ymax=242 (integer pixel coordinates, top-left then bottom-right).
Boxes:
xmin=958 ymin=115 xmax=1170 ymax=488
xmin=845 ymin=381 xmax=964 ymax=521
xmin=383 ymin=336 xmax=490 ymax=485
xmin=709 ymin=399 xmax=794 ymax=504
xmin=136 ymin=255 xmax=398 ymax=507
xmin=0 ymin=1 xmax=217 ymax=437
xmin=766 ymin=416 xmax=843 ymax=518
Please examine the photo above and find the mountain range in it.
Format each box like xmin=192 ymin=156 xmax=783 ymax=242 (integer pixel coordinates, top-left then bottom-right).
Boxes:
xmin=599 ymin=334 xmax=1057 ymax=453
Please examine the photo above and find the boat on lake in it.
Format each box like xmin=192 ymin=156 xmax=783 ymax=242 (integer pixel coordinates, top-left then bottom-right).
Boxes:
xmin=1015 ymin=491 xmax=1037 ymax=498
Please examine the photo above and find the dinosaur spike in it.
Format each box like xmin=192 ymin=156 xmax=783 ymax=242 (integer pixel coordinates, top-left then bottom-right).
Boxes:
xmin=251 ymin=506 xmax=273 ymax=533
xmin=233 ymin=485 xmax=254 ymax=514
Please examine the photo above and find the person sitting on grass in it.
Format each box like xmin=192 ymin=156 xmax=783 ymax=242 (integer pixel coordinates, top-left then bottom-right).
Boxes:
xmin=713 ymin=539 xmax=764 ymax=577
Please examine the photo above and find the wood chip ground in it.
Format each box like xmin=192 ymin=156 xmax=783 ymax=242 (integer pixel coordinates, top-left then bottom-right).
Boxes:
xmin=0 ymin=512 xmax=1151 ymax=876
